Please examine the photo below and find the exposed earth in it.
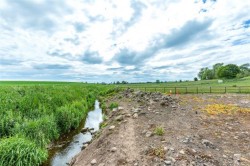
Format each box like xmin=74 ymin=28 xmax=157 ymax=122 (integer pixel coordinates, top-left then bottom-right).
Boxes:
xmin=70 ymin=89 xmax=250 ymax=166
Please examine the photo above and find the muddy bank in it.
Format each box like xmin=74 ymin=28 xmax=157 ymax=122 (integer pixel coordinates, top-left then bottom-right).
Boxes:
xmin=70 ymin=90 xmax=250 ymax=166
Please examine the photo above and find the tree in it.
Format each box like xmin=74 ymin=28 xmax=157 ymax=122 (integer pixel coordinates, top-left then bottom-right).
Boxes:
xmin=194 ymin=77 xmax=198 ymax=81
xmin=156 ymin=80 xmax=160 ymax=83
xmin=218 ymin=64 xmax=240 ymax=79
xmin=238 ymin=63 xmax=250 ymax=78
xmin=198 ymin=67 xmax=214 ymax=80
xmin=212 ymin=63 xmax=224 ymax=78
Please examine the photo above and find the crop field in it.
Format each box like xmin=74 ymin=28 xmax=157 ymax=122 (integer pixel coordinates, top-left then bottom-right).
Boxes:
xmin=117 ymin=77 xmax=250 ymax=94
xmin=0 ymin=84 xmax=117 ymax=166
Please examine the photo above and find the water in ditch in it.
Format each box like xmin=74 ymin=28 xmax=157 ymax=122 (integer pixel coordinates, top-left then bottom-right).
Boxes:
xmin=44 ymin=100 xmax=103 ymax=166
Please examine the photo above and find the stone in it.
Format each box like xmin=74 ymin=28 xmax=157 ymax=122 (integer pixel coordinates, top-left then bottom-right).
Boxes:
xmin=145 ymin=131 xmax=153 ymax=137
xmin=125 ymin=114 xmax=131 ymax=117
xmin=115 ymin=115 xmax=123 ymax=121
xmin=179 ymin=149 xmax=185 ymax=154
xmin=169 ymin=148 xmax=175 ymax=151
xmin=81 ymin=127 xmax=89 ymax=133
xmin=109 ymin=125 xmax=115 ymax=130
xmin=118 ymin=106 xmax=124 ymax=111
xmin=91 ymin=159 xmax=97 ymax=165
xmin=111 ymin=147 xmax=117 ymax=152
xmin=234 ymin=154 xmax=241 ymax=161
xmin=164 ymin=160 xmax=171 ymax=165
xmin=202 ymin=139 xmax=215 ymax=149
xmin=133 ymin=113 xmax=138 ymax=118
xmin=112 ymin=108 xmax=118 ymax=112
xmin=81 ymin=143 xmax=88 ymax=150
xmin=234 ymin=154 xmax=241 ymax=166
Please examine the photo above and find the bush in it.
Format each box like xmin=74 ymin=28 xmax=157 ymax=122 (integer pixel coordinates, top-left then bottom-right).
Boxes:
xmin=0 ymin=137 xmax=48 ymax=166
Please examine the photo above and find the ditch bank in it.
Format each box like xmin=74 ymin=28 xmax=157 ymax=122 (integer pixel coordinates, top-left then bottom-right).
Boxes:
xmin=44 ymin=100 xmax=103 ymax=166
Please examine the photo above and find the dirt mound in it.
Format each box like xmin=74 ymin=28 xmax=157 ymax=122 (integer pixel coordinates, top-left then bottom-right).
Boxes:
xmin=70 ymin=90 xmax=250 ymax=166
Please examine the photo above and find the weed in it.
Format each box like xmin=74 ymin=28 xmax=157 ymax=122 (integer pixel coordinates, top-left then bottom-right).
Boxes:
xmin=148 ymin=146 xmax=166 ymax=158
xmin=109 ymin=102 xmax=118 ymax=110
xmin=154 ymin=126 xmax=165 ymax=136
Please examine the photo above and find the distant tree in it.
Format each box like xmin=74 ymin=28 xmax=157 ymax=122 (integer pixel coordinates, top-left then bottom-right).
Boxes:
xmin=156 ymin=80 xmax=160 ymax=83
xmin=194 ymin=77 xmax=198 ymax=81
xmin=121 ymin=80 xmax=128 ymax=84
xmin=237 ymin=63 xmax=250 ymax=78
xmin=212 ymin=63 xmax=224 ymax=78
xmin=179 ymin=80 xmax=182 ymax=82
xmin=116 ymin=81 xmax=120 ymax=84
xmin=218 ymin=64 xmax=240 ymax=79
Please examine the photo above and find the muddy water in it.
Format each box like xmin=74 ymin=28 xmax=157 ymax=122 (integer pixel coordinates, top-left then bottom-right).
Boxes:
xmin=45 ymin=100 xmax=103 ymax=166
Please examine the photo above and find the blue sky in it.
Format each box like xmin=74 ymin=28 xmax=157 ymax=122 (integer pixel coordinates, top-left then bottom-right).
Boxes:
xmin=0 ymin=0 xmax=249 ymax=82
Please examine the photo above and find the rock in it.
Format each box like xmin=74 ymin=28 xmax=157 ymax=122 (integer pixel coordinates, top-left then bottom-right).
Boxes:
xmin=169 ymin=148 xmax=175 ymax=151
xmin=109 ymin=125 xmax=115 ymax=130
xmin=125 ymin=114 xmax=131 ymax=117
xmin=81 ymin=144 xmax=88 ymax=150
xmin=115 ymin=115 xmax=123 ymax=121
xmin=202 ymin=139 xmax=215 ymax=149
xmin=112 ymin=108 xmax=118 ymax=112
xmin=134 ymin=163 xmax=138 ymax=166
xmin=118 ymin=106 xmax=124 ymax=111
xmin=179 ymin=149 xmax=185 ymax=154
xmin=81 ymin=127 xmax=89 ymax=133
xmin=160 ymin=101 xmax=169 ymax=106
xmin=234 ymin=154 xmax=241 ymax=161
xmin=164 ymin=160 xmax=171 ymax=165
xmin=145 ymin=131 xmax=153 ymax=137
xmin=111 ymin=147 xmax=117 ymax=152
xmin=91 ymin=159 xmax=97 ymax=165
xmin=133 ymin=113 xmax=138 ymax=118
xmin=168 ymin=157 xmax=176 ymax=163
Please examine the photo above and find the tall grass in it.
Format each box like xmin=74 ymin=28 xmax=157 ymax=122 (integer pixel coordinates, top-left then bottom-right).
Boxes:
xmin=0 ymin=137 xmax=48 ymax=166
xmin=0 ymin=85 xmax=118 ymax=165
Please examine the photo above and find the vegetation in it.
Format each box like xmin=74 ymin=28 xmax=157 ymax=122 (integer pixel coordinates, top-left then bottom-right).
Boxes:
xmin=154 ymin=126 xmax=165 ymax=136
xmin=203 ymin=104 xmax=250 ymax=115
xmin=117 ymin=76 xmax=250 ymax=94
xmin=0 ymin=84 xmax=117 ymax=166
xmin=198 ymin=63 xmax=250 ymax=80
xmin=109 ymin=102 xmax=119 ymax=110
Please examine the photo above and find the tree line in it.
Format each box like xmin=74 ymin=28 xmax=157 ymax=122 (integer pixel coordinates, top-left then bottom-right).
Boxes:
xmin=197 ymin=63 xmax=250 ymax=80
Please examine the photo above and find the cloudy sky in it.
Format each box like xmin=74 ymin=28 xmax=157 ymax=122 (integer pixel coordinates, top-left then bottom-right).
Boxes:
xmin=0 ymin=0 xmax=249 ymax=82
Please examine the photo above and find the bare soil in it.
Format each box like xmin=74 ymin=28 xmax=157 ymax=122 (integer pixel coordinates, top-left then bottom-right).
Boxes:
xmin=70 ymin=90 xmax=250 ymax=166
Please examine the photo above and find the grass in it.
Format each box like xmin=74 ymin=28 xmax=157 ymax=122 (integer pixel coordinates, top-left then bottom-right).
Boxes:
xmin=154 ymin=126 xmax=165 ymax=136
xmin=203 ymin=104 xmax=250 ymax=115
xmin=109 ymin=102 xmax=119 ymax=110
xmin=148 ymin=146 xmax=166 ymax=158
xmin=117 ymin=77 xmax=250 ymax=94
xmin=0 ymin=84 xmax=118 ymax=165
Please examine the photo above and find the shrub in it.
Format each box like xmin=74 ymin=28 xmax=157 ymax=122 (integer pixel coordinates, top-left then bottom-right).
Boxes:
xmin=0 ymin=137 xmax=48 ymax=166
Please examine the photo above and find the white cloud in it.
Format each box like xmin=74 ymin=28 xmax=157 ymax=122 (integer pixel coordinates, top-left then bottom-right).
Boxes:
xmin=0 ymin=0 xmax=250 ymax=82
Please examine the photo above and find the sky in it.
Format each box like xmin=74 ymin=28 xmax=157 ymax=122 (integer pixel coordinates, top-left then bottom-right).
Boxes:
xmin=0 ymin=0 xmax=250 ymax=83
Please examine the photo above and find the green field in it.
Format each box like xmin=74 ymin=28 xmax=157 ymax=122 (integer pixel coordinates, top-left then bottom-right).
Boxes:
xmin=0 ymin=84 xmax=117 ymax=166
xmin=117 ymin=77 xmax=250 ymax=94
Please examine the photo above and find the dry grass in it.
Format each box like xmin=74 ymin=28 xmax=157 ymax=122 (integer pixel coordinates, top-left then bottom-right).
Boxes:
xmin=203 ymin=104 xmax=250 ymax=115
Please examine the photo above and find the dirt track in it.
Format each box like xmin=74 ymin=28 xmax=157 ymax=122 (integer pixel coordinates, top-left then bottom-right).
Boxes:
xmin=70 ymin=90 xmax=250 ymax=166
